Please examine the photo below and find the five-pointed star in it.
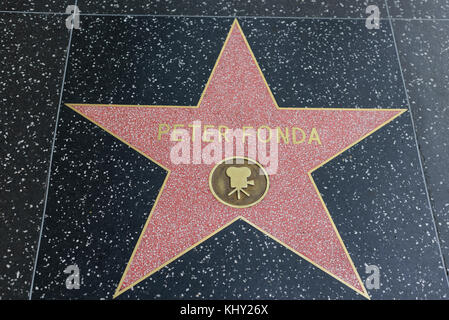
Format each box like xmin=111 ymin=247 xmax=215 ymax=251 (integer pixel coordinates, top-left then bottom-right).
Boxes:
xmin=67 ymin=20 xmax=405 ymax=299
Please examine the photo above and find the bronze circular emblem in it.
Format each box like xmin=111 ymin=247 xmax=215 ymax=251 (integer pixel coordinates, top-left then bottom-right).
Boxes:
xmin=209 ymin=157 xmax=269 ymax=208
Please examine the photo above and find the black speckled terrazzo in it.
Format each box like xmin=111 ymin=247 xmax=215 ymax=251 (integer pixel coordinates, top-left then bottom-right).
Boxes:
xmin=31 ymin=106 xmax=166 ymax=299
xmin=0 ymin=13 xmax=69 ymax=299
xmin=392 ymin=20 xmax=449 ymax=277
xmin=77 ymin=0 xmax=386 ymax=18
xmin=119 ymin=219 xmax=364 ymax=300
xmin=387 ymin=0 xmax=449 ymax=19
xmin=26 ymin=16 xmax=449 ymax=299
xmin=241 ymin=18 xmax=406 ymax=108
xmin=64 ymin=17 xmax=407 ymax=108
xmin=0 ymin=1 xmax=74 ymax=13
xmin=63 ymin=17 xmax=232 ymax=105
xmin=2 ymin=3 xmax=449 ymax=301
xmin=313 ymin=113 xmax=448 ymax=299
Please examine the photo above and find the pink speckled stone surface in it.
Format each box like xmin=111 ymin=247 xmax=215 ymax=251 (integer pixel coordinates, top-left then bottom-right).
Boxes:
xmin=71 ymin=22 xmax=403 ymax=297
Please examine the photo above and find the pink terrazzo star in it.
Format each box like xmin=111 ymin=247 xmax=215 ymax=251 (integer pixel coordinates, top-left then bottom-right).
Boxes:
xmin=67 ymin=20 xmax=405 ymax=299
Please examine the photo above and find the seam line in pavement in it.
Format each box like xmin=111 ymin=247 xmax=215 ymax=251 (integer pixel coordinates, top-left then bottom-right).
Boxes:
xmin=28 ymin=0 xmax=78 ymax=300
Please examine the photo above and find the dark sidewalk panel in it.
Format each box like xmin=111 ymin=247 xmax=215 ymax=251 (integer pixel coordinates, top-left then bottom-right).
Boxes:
xmin=314 ymin=113 xmax=449 ymax=299
xmin=76 ymin=0 xmax=384 ymax=18
xmin=31 ymin=16 xmax=448 ymax=299
xmin=32 ymin=108 xmax=363 ymax=299
xmin=387 ymin=0 xmax=449 ymax=19
xmin=63 ymin=17 xmax=232 ymax=105
xmin=240 ymin=18 xmax=406 ymax=108
xmin=64 ymin=16 xmax=406 ymax=109
xmin=0 ymin=13 xmax=70 ymax=299
xmin=392 ymin=19 xmax=449 ymax=275
xmin=0 ymin=1 xmax=74 ymax=13
xmin=120 ymin=219 xmax=364 ymax=300
xmin=31 ymin=106 xmax=166 ymax=299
